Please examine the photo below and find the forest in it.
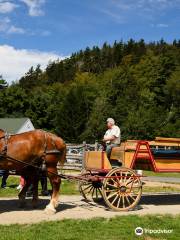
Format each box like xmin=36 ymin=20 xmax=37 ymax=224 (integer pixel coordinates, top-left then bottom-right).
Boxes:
xmin=0 ymin=39 xmax=180 ymax=143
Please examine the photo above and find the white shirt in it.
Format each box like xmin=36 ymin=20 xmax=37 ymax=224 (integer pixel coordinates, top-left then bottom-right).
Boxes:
xmin=104 ymin=125 xmax=121 ymax=144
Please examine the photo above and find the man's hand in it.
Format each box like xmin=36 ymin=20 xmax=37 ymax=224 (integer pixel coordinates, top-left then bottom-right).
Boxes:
xmin=103 ymin=135 xmax=116 ymax=142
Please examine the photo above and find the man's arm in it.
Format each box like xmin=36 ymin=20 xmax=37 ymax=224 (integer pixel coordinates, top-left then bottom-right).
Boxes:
xmin=103 ymin=135 xmax=116 ymax=142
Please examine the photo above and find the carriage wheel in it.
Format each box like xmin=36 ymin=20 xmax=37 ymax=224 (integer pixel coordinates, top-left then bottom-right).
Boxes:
xmin=79 ymin=170 xmax=103 ymax=202
xmin=102 ymin=167 xmax=142 ymax=211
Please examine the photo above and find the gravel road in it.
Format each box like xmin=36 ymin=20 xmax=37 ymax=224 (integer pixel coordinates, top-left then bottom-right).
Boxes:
xmin=0 ymin=192 xmax=179 ymax=225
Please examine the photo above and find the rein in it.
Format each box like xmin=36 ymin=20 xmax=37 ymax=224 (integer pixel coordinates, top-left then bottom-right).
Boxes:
xmin=0 ymin=153 xmax=84 ymax=181
xmin=0 ymin=130 xmax=82 ymax=181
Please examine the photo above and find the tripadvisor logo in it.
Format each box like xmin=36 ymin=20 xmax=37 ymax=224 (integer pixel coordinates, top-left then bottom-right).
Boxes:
xmin=135 ymin=227 xmax=173 ymax=236
xmin=135 ymin=227 xmax=143 ymax=236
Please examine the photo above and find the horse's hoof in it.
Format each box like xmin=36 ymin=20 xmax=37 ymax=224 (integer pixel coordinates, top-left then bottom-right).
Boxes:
xmin=44 ymin=206 xmax=56 ymax=215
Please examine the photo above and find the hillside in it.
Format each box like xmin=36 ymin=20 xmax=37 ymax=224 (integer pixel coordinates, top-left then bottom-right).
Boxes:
xmin=0 ymin=39 xmax=180 ymax=142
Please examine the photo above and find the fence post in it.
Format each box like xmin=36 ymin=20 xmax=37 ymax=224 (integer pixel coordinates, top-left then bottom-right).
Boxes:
xmin=82 ymin=141 xmax=86 ymax=169
xmin=95 ymin=140 xmax=98 ymax=151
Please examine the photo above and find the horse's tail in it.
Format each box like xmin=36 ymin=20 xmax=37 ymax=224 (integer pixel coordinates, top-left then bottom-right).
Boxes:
xmin=41 ymin=130 xmax=66 ymax=169
xmin=58 ymin=140 xmax=66 ymax=168
xmin=50 ymin=133 xmax=66 ymax=167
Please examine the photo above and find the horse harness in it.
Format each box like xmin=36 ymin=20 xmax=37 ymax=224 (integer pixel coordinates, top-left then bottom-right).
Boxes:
xmin=0 ymin=130 xmax=61 ymax=173
xmin=0 ymin=131 xmax=9 ymax=158
xmin=0 ymin=131 xmax=81 ymax=181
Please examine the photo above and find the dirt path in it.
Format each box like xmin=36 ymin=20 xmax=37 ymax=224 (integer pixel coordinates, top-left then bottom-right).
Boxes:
xmin=0 ymin=193 xmax=180 ymax=225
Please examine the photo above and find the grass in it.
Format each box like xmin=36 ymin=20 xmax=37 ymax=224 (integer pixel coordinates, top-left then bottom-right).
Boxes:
xmin=0 ymin=176 xmax=20 ymax=197
xmin=143 ymin=186 xmax=180 ymax=193
xmin=0 ymin=215 xmax=179 ymax=240
xmin=0 ymin=176 xmax=179 ymax=240
xmin=0 ymin=176 xmax=79 ymax=198
xmin=0 ymin=175 xmax=180 ymax=197
xmin=143 ymin=171 xmax=180 ymax=178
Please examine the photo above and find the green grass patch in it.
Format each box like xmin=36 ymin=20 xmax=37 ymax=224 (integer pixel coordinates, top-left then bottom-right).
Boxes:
xmin=143 ymin=186 xmax=180 ymax=193
xmin=0 ymin=175 xmax=180 ymax=198
xmin=144 ymin=171 xmax=180 ymax=178
xmin=0 ymin=176 xmax=79 ymax=197
xmin=0 ymin=176 xmax=20 ymax=197
xmin=60 ymin=180 xmax=79 ymax=195
xmin=0 ymin=215 xmax=179 ymax=240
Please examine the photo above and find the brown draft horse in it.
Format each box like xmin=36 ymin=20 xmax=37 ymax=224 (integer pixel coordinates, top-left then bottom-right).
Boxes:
xmin=0 ymin=129 xmax=66 ymax=213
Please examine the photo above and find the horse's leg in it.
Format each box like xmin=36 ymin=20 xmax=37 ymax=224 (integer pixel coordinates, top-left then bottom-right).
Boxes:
xmin=45 ymin=168 xmax=61 ymax=214
xmin=18 ymin=176 xmax=31 ymax=208
xmin=44 ymin=142 xmax=66 ymax=214
xmin=32 ymin=176 xmax=39 ymax=208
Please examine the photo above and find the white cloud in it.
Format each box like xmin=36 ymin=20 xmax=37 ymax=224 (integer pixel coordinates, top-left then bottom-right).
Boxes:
xmin=20 ymin=0 xmax=45 ymax=16
xmin=7 ymin=25 xmax=26 ymax=34
xmin=0 ymin=45 xmax=66 ymax=83
xmin=103 ymin=0 xmax=180 ymax=24
xmin=0 ymin=17 xmax=10 ymax=32
xmin=157 ymin=23 xmax=169 ymax=28
xmin=111 ymin=0 xmax=180 ymax=11
xmin=0 ymin=1 xmax=18 ymax=13
xmin=150 ymin=23 xmax=169 ymax=28
xmin=101 ymin=9 xmax=125 ymax=23
xmin=40 ymin=30 xmax=51 ymax=36
xmin=0 ymin=17 xmax=26 ymax=34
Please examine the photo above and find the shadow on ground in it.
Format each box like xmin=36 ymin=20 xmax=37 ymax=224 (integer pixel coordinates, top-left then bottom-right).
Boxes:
xmin=0 ymin=198 xmax=76 ymax=214
xmin=140 ymin=193 xmax=180 ymax=205
xmin=0 ymin=193 xmax=179 ymax=214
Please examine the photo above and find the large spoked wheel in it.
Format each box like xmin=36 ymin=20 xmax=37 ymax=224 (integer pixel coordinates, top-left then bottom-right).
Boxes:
xmin=102 ymin=167 xmax=142 ymax=211
xmin=79 ymin=170 xmax=103 ymax=202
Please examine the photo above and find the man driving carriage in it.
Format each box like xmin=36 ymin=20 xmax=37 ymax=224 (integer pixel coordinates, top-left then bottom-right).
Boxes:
xmin=103 ymin=118 xmax=121 ymax=159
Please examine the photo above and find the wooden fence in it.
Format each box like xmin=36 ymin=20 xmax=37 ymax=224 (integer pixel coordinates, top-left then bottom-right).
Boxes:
xmin=58 ymin=141 xmax=99 ymax=171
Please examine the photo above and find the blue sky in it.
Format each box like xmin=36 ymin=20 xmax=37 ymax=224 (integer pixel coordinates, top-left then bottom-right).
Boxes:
xmin=0 ymin=0 xmax=180 ymax=82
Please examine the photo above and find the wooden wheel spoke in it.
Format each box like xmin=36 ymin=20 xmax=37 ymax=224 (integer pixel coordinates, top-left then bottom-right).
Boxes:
xmin=125 ymin=195 xmax=131 ymax=206
xmin=97 ymin=187 xmax=103 ymax=195
xmin=119 ymin=171 xmax=122 ymax=183
xmin=107 ymin=192 xmax=117 ymax=200
xmin=120 ymin=173 xmax=126 ymax=184
xmin=117 ymin=195 xmax=122 ymax=208
xmin=79 ymin=170 xmax=104 ymax=202
xmin=95 ymin=188 xmax=98 ymax=199
xmin=114 ymin=173 xmax=121 ymax=184
xmin=82 ymin=184 xmax=92 ymax=192
xmin=125 ymin=177 xmax=134 ymax=186
xmin=86 ymin=186 xmax=93 ymax=194
xmin=122 ymin=195 xmax=125 ymax=208
xmin=128 ymin=194 xmax=136 ymax=201
xmin=102 ymin=168 xmax=142 ymax=211
xmin=91 ymin=187 xmax=95 ymax=198
xmin=104 ymin=189 xmax=117 ymax=193
xmin=126 ymin=181 xmax=135 ymax=190
xmin=133 ymin=178 xmax=139 ymax=184
xmin=123 ymin=172 xmax=129 ymax=183
xmin=111 ymin=194 xmax=119 ymax=205
xmin=111 ymin=177 xmax=119 ymax=185
xmin=106 ymin=182 xmax=117 ymax=188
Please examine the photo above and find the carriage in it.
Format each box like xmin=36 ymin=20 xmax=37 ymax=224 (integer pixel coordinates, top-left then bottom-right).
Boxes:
xmin=78 ymin=137 xmax=180 ymax=211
